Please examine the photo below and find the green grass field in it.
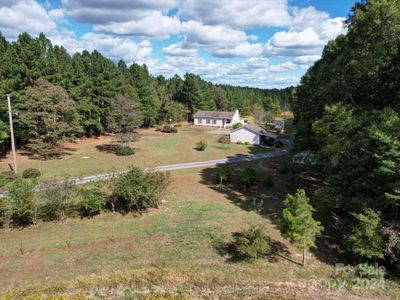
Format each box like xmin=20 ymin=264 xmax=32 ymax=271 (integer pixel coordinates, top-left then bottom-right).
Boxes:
xmin=0 ymin=123 xmax=270 ymax=181
xmin=1 ymin=159 xmax=398 ymax=299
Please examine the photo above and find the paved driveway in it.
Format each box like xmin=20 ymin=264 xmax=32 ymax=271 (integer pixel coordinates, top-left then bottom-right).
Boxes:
xmin=0 ymin=150 xmax=287 ymax=197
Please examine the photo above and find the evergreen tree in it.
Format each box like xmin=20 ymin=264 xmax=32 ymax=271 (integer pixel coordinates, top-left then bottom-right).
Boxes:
xmin=347 ymin=209 xmax=385 ymax=260
xmin=280 ymin=189 xmax=323 ymax=266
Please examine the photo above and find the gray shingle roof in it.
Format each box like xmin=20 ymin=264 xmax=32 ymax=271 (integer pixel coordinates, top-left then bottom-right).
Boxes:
xmin=193 ymin=110 xmax=235 ymax=119
xmin=233 ymin=124 xmax=279 ymax=139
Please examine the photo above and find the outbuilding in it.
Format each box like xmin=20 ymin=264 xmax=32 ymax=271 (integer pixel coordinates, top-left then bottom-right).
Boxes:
xmin=230 ymin=124 xmax=278 ymax=146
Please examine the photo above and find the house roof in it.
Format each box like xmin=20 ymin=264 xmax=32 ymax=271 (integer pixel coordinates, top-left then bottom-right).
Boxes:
xmin=193 ymin=110 xmax=235 ymax=119
xmin=233 ymin=124 xmax=279 ymax=139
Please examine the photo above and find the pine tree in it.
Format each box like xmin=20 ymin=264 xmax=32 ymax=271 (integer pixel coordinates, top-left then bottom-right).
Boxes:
xmin=347 ymin=209 xmax=385 ymax=260
xmin=280 ymin=189 xmax=323 ymax=266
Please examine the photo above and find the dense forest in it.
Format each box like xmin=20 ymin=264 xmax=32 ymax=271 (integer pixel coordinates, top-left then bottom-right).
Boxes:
xmin=292 ymin=0 xmax=400 ymax=267
xmin=0 ymin=32 xmax=292 ymax=156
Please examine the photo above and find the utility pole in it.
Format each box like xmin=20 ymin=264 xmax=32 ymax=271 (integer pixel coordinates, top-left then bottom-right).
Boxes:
xmin=7 ymin=95 xmax=17 ymax=174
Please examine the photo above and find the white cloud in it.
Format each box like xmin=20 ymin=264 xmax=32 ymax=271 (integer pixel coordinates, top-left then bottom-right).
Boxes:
xmin=163 ymin=44 xmax=197 ymax=57
xmin=182 ymin=21 xmax=247 ymax=47
xmin=181 ymin=21 xmax=262 ymax=57
xmin=0 ymin=0 xmax=56 ymax=39
xmin=156 ymin=50 xmax=299 ymax=88
xmin=94 ymin=12 xmax=181 ymax=39
xmin=61 ymin=0 xmax=177 ymax=24
xmin=270 ymin=61 xmax=297 ymax=72
xmin=48 ymin=30 xmax=154 ymax=66
xmin=212 ymin=42 xmax=263 ymax=58
xmin=48 ymin=8 xmax=65 ymax=21
xmin=178 ymin=0 xmax=291 ymax=29
xmin=294 ymin=55 xmax=321 ymax=64
xmin=264 ymin=6 xmax=346 ymax=58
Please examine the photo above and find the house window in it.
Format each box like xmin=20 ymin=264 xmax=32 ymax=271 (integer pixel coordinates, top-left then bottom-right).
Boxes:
xmin=207 ymin=118 xmax=211 ymax=124
xmin=212 ymin=119 xmax=217 ymax=124
xmin=226 ymin=119 xmax=231 ymax=124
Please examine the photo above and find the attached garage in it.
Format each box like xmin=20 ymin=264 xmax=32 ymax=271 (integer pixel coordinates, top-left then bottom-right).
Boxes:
xmin=230 ymin=124 xmax=278 ymax=146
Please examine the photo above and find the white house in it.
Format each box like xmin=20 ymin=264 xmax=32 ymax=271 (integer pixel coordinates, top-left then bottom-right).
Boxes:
xmin=193 ymin=110 xmax=242 ymax=127
xmin=230 ymin=124 xmax=278 ymax=146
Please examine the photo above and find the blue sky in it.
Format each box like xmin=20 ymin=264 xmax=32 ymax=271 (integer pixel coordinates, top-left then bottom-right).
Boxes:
xmin=0 ymin=0 xmax=356 ymax=88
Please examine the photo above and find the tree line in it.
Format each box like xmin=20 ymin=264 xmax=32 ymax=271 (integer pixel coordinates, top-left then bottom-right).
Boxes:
xmin=0 ymin=32 xmax=292 ymax=157
xmin=291 ymin=0 xmax=400 ymax=267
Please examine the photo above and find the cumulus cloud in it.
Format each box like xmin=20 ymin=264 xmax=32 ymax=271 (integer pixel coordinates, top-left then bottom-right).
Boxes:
xmin=181 ymin=21 xmax=262 ymax=57
xmin=270 ymin=61 xmax=297 ymax=72
xmin=294 ymin=55 xmax=321 ymax=64
xmin=0 ymin=0 xmax=56 ymax=39
xmin=264 ymin=6 xmax=346 ymax=58
xmin=61 ymin=0 xmax=177 ymax=24
xmin=163 ymin=44 xmax=197 ymax=57
xmin=178 ymin=0 xmax=291 ymax=28
xmin=94 ymin=12 xmax=181 ymax=38
xmin=212 ymin=42 xmax=263 ymax=58
xmin=156 ymin=50 xmax=299 ymax=88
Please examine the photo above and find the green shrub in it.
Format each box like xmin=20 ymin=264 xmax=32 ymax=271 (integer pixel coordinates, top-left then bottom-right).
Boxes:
xmin=161 ymin=125 xmax=178 ymax=133
xmin=244 ymin=141 xmax=250 ymax=145
xmin=240 ymin=167 xmax=257 ymax=192
xmin=8 ymin=178 xmax=36 ymax=226
xmin=196 ymin=140 xmax=207 ymax=151
xmin=0 ymin=172 xmax=15 ymax=188
xmin=41 ymin=180 xmax=79 ymax=222
xmin=113 ymin=167 xmax=171 ymax=213
xmin=263 ymin=175 xmax=274 ymax=187
xmin=22 ymin=168 xmax=41 ymax=179
xmin=115 ymin=146 xmax=135 ymax=156
xmin=78 ymin=188 xmax=107 ymax=217
xmin=232 ymin=123 xmax=243 ymax=130
xmin=218 ymin=136 xmax=230 ymax=144
xmin=236 ymin=141 xmax=243 ymax=145
xmin=0 ymin=197 xmax=14 ymax=230
xmin=232 ymin=225 xmax=271 ymax=260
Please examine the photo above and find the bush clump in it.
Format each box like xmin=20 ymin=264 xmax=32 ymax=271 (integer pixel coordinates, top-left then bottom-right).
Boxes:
xmin=161 ymin=125 xmax=178 ymax=133
xmin=22 ymin=168 xmax=41 ymax=179
xmin=115 ymin=146 xmax=135 ymax=156
xmin=112 ymin=167 xmax=171 ymax=213
xmin=196 ymin=140 xmax=207 ymax=151
xmin=232 ymin=225 xmax=271 ymax=260
xmin=78 ymin=188 xmax=107 ymax=217
xmin=236 ymin=141 xmax=243 ymax=145
xmin=218 ymin=136 xmax=230 ymax=144
xmin=41 ymin=180 xmax=79 ymax=222
xmin=0 ymin=172 xmax=15 ymax=188
xmin=232 ymin=123 xmax=243 ymax=130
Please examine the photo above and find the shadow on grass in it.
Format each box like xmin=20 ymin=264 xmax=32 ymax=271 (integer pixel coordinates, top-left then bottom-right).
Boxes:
xmin=17 ymin=146 xmax=78 ymax=161
xmin=200 ymin=154 xmax=342 ymax=266
xmin=211 ymin=231 xmax=298 ymax=265
xmin=95 ymin=144 xmax=122 ymax=154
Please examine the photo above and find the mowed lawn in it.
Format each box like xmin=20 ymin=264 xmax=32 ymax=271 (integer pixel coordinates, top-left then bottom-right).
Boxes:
xmin=0 ymin=123 xmax=269 ymax=181
xmin=0 ymin=160 xmax=398 ymax=298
